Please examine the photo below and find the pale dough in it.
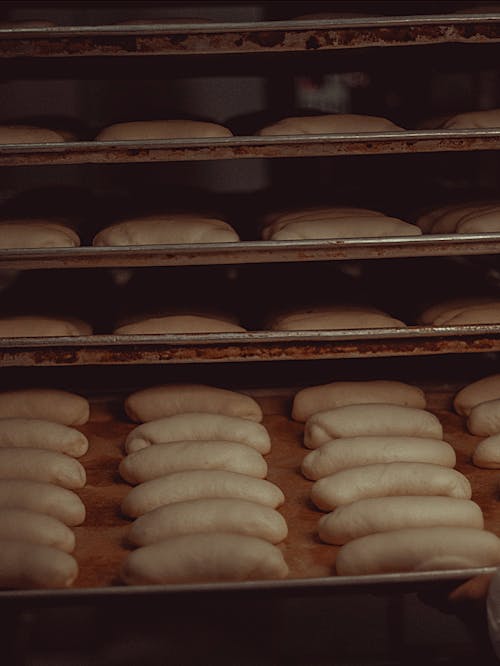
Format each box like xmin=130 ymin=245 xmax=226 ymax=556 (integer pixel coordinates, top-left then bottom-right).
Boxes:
xmin=0 ymin=540 xmax=78 ymax=589
xmin=467 ymin=398 xmax=500 ymax=436
xmin=93 ymin=214 xmax=239 ymax=246
xmin=0 ymin=480 xmax=85 ymax=526
xmin=256 ymin=114 xmax=404 ymax=136
xmin=0 ymin=316 xmax=92 ymax=337
xmin=310 ymin=462 xmax=472 ymax=510
xmin=121 ymin=471 xmax=284 ymax=517
xmin=261 ymin=207 xmax=383 ymax=238
xmin=266 ymin=216 xmax=421 ymax=241
xmin=128 ymin=498 xmax=288 ymax=546
xmin=0 ymin=418 xmax=88 ymax=457
xmin=95 ymin=120 xmax=233 ymax=141
xmin=419 ymin=297 xmax=497 ymax=325
xmin=301 ymin=436 xmax=456 ymax=480
xmin=335 ymin=527 xmax=500 ymax=575
xmin=0 ymin=125 xmax=73 ymax=144
xmin=125 ymin=384 xmax=262 ymax=423
xmin=121 ymin=533 xmax=289 ymax=584
xmin=454 ymin=374 xmax=500 ymax=416
xmin=0 ymin=220 xmax=80 ymax=249
xmin=456 ymin=208 xmax=500 ymax=234
xmin=0 ymin=508 xmax=75 ymax=552
xmin=292 ymin=380 xmax=426 ymax=422
xmin=119 ymin=441 xmax=268 ymax=484
xmin=125 ymin=413 xmax=270 ymax=454
xmin=0 ymin=448 xmax=86 ymax=489
xmin=269 ymin=307 xmax=406 ymax=331
xmin=0 ymin=389 xmax=89 ymax=425
xmin=114 ymin=315 xmax=245 ymax=335
xmin=438 ymin=304 xmax=500 ymax=326
xmin=472 ymin=434 xmax=500 ymax=468
xmin=442 ymin=109 xmax=500 ymax=129
xmin=319 ymin=497 xmax=483 ymax=545
xmin=304 ymin=404 xmax=443 ymax=448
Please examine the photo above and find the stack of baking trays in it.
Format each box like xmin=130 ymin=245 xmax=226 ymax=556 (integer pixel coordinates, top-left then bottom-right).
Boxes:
xmin=2 ymin=0 xmax=500 ymax=651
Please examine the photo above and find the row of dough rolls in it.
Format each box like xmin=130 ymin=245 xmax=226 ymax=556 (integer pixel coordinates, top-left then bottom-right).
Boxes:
xmin=119 ymin=384 xmax=289 ymax=585
xmin=294 ymin=380 xmax=500 ymax=575
xmin=0 ymin=388 xmax=90 ymax=589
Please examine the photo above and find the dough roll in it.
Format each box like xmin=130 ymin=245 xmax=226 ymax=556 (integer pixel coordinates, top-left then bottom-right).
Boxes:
xmin=0 ymin=316 xmax=92 ymax=338
xmin=301 ymin=437 xmax=456 ymax=481
xmin=125 ymin=413 xmax=270 ymax=454
xmin=0 ymin=388 xmax=89 ymax=425
xmin=128 ymin=498 xmax=288 ymax=546
xmin=95 ymin=119 xmax=233 ymax=141
xmin=121 ymin=533 xmax=289 ymax=585
xmin=0 ymin=418 xmax=88 ymax=457
xmin=310 ymin=463 xmax=472 ymax=510
xmin=0 ymin=448 xmax=86 ymax=489
xmin=121 ymin=470 xmax=284 ymax=517
xmin=114 ymin=315 xmax=246 ymax=335
xmin=119 ymin=441 xmax=268 ymax=484
xmin=304 ymin=404 xmax=443 ymax=449
xmin=0 ymin=540 xmax=78 ymax=589
xmin=0 ymin=220 xmax=80 ymax=249
xmin=472 ymin=434 xmax=500 ymax=468
xmin=256 ymin=113 xmax=404 ymax=136
xmin=125 ymin=384 xmax=262 ymax=423
xmin=454 ymin=374 xmax=500 ymax=416
xmin=0 ymin=480 xmax=85 ymax=525
xmin=319 ymin=497 xmax=483 ymax=545
xmin=467 ymin=398 xmax=500 ymax=436
xmin=335 ymin=527 xmax=500 ymax=576
xmin=0 ymin=508 xmax=75 ymax=552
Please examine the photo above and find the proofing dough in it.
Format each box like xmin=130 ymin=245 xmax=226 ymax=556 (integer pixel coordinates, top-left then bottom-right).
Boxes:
xmin=125 ymin=384 xmax=262 ymax=423
xmin=114 ymin=315 xmax=245 ymax=335
xmin=0 ymin=540 xmax=78 ymax=589
xmin=442 ymin=109 xmax=500 ymax=129
xmin=301 ymin=436 xmax=456 ymax=480
xmin=335 ymin=527 xmax=500 ymax=575
xmin=93 ymin=214 xmax=239 ymax=246
xmin=256 ymin=114 xmax=404 ymax=136
xmin=310 ymin=462 xmax=472 ymax=510
xmin=95 ymin=120 xmax=233 ymax=141
xmin=0 ymin=316 xmax=92 ymax=337
xmin=304 ymin=404 xmax=443 ymax=448
xmin=269 ymin=307 xmax=406 ymax=331
xmin=472 ymin=434 xmax=500 ymax=468
xmin=292 ymin=380 xmax=426 ymax=422
xmin=121 ymin=533 xmax=289 ymax=584
xmin=419 ymin=297 xmax=497 ymax=325
xmin=467 ymin=398 xmax=500 ymax=436
xmin=0 ymin=388 xmax=89 ymax=425
xmin=266 ymin=216 xmax=421 ymax=241
xmin=0 ymin=508 xmax=75 ymax=552
xmin=121 ymin=471 xmax=284 ymax=517
xmin=454 ymin=374 xmax=500 ymax=416
xmin=0 ymin=125 xmax=73 ymax=144
xmin=0 ymin=220 xmax=80 ymax=249
xmin=125 ymin=413 xmax=270 ymax=454
xmin=261 ymin=207 xmax=383 ymax=238
xmin=0 ymin=418 xmax=88 ymax=457
xmin=0 ymin=448 xmax=86 ymax=489
xmin=0 ymin=480 xmax=85 ymax=525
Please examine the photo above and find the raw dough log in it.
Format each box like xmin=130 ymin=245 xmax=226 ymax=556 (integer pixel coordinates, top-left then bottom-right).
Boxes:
xmin=125 ymin=384 xmax=262 ymax=423
xmin=0 ymin=480 xmax=85 ymax=525
xmin=95 ymin=120 xmax=233 ymax=141
xmin=0 ymin=418 xmax=88 ymax=457
xmin=472 ymin=434 xmax=500 ymax=468
xmin=292 ymin=380 xmax=426 ymax=422
xmin=267 ymin=216 xmax=421 ymax=241
xmin=125 ymin=413 xmax=270 ymax=453
xmin=119 ymin=441 xmax=268 ymax=484
xmin=121 ymin=471 xmax=284 ymax=517
xmin=0 ymin=125 xmax=73 ymax=144
xmin=114 ymin=315 xmax=245 ymax=335
xmin=256 ymin=114 xmax=404 ymax=136
xmin=0 ymin=316 xmax=92 ymax=337
xmin=0 ymin=220 xmax=80 ymax=249
xmin=0 ymin=449 xmax=86 ymax=489
xmin=262 ymin=206 xmax=383 ymax=235
xmin=128 ymin=498 xmax=288 ymax=546
xmin=319 ymin=497 xmax=483 ymax=545
xmin=456 ymin=208 xmax=500 ymax=234
xmin=419 ymin=297 xmax=497 ymax=325
xmin=0 ymin=508 xmax=75 ymax=552
xmin=0 ymin=388 xmax=89 ymax=425
xmin=467 ymin=398 xmax=500 ymax=436
xmin=454 ymin=374 xmax=500 ymax=416
xmin=304 ymin=404 xmax=443 ymax=448
xmin=121 ymin=533 xmax=289 ymax=584
xmin=269 ymin=307 xmax=406 ymax=331
xmin=442 ymin=109 xmax=500 ymax=129
xmin=302 ymin=437 xmax=456 ymax=481
xmin=93 ymin=214 xmax=239 ymax=246
xmin=0 ymin=540 xmax=78 ymax=589
xmin=335 ymin=527 xmax=500 ymax=575
xmin=310 ymin=462 xmax=472 ymax=510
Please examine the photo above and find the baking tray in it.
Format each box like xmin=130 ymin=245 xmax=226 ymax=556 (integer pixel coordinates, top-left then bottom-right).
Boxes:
xmin=0 ymin=14 xmax=499 ymax=58
xmin=3 ymin=233 xmax=500 ymax=270
xmin=1 ymin=325 xmax=500 ymax=367
xmin=0 ymin=381 xmax=496 ymax=603
xmin=1 ymin=130 xmax=500 ymax=166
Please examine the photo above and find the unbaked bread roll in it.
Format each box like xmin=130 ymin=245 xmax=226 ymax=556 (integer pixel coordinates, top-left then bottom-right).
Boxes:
xmin=93 ymin=214 xmax=239 ymax=246
xmin=121 ymin=471 xmax=284 ymax=517
xmin=269 ymin=307 xmax=406 ymax=331
xmin=0 ymin=125 xmax=73 ymax=144
xmin=304 ymin=404 xmax=443 ymax=448
xmin=125 ymin=413 xmax=270 ymax=454
xmin=419 ymin=297 xmax=497 ymax=325
xmin=267 ymin=216 xmax=421 ymax=241
xmin=125 ymin=384 xmax=262 ymax=423
xmin=301 ymin=436 xmax=456 ymax=480
xmin=437 ymin=304 xmax=500 ymax=325
xmin=261 ymin=207 xmax=384 ymax=239
xmin=0 ymin=508 xmax=75 ymax=552
xmin=0 ymin=316 xmax=92 ymax=337
xmin=442 ymin=109 xmax=500 ymax=129
xmin=0 ymin=480 xmax=85 ymax=525
xmin=292 ymin=380 xmax=426 ymax=422
xmin=472 ymin=434 xmax=500 ymax=468
xmin=454 ymin=374 xmax=500 ymax=415
xmin=319 ymin=497 xmax=483 ymax=545
xmin=0 ymin=389 xmax=89 ymax=425
xmin=467 ymin=399 xmax=500 ymax=436
xmin=0 ymin=449 xmax=86 ymax=489
xmin=119 ymin=441 xmax=268 ymax=484
xmin=95 ymin=120 xmax=232 ymax=141
xmin=0 ymin=220 xmax=80 ymax=249
xmin=114 ymin=315 xmax=245 ymax=335
xmin=128 ymin=498 xmax=288 ymax=546
xmin=0 ymin=540 xmax=78 ymax=589
xmin=335 ymin=527 xmax=500 ymax=576
xmin=430 ymin=204 xmax=494 ymax=234
xmin=0 ymin=418 xmax=88 ymax=457
xmin=256 ymin=114 xmax=404 ymax=136
xmin=121 ymin=533 xmax=288 ymax=585
xmin=456 ymin=208 xmax=500 ymax=234
xmin=115 ymin=18 xmax=214 ymax=25
xmin=311 ymin=462 xmax=472 ymax=510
